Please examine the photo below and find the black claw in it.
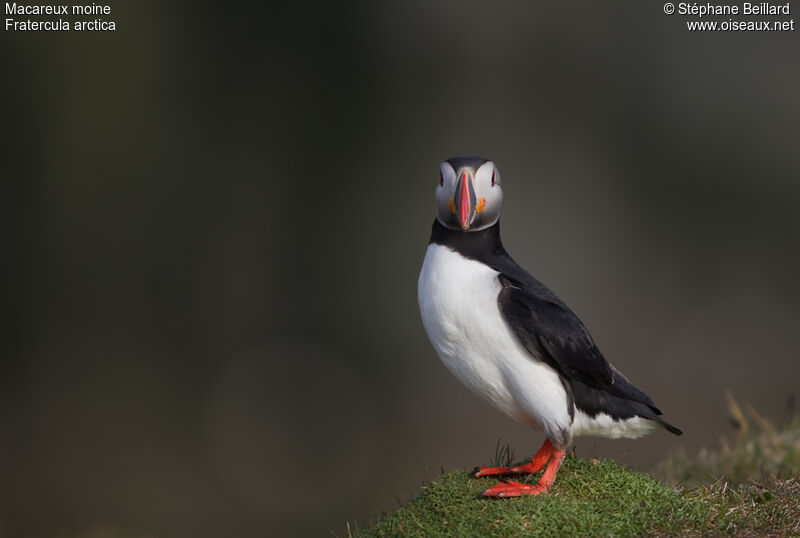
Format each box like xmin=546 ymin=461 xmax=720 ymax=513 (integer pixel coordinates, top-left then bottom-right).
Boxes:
xmin=476 ymin=489 xmax=487 ymax=499
xmin=471 ymin=467 xmax=481 ymax=478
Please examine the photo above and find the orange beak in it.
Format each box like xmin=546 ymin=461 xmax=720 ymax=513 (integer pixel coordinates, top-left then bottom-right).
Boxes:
xmin=454 ymin=171 xmax=476 ymax=230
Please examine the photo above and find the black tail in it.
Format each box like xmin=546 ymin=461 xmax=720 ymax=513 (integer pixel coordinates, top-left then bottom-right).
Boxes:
xmin=568 ymin=375 xmax=683 ymax=435
xmin=651 ymin=416 xmax=683 ymax=436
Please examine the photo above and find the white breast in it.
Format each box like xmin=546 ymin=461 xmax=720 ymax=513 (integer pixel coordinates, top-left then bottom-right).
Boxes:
xmin=417 ymin=244 xmax=572 ymax=443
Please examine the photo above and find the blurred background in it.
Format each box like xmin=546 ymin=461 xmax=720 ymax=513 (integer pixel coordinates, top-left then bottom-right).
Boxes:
xmin=2 ymin=1 xmax=799 ymax=536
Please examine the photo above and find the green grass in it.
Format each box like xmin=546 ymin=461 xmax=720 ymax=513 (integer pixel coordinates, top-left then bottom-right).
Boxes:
xmin=355 ymin=456 xmax=800 ymax=537
xmin=357 ymin=456 xmax=703 ymax=536
xmin=354 ymin=396 xmax=800 ymax=537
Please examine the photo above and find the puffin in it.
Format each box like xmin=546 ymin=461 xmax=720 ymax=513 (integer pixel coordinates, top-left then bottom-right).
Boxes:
xmin=417 ymin=156 xmax=682 ymax=498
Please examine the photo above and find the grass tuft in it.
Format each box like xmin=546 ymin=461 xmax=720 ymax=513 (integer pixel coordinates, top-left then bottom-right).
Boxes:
xmin=658 ymin=392 xmax=800 ymax=487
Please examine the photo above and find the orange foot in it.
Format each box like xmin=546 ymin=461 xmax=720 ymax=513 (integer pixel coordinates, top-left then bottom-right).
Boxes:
xmin=478 ymin=479 xmax=548 ymax=498
xmin=476 ymin=441 xmax=566 ymax=499
xmin=472 ymin=439 xmax=554 ymax=478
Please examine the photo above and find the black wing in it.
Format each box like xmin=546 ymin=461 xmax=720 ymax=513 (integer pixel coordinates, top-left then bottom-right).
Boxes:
xmin=497 ymin=274 xmax=613 ymax=383
xmin=497 ymin=273 xmax=661 ymax=412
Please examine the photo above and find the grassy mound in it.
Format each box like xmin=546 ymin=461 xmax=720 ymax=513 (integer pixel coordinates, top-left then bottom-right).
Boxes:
xmin=356 ymin=395 xmax=800 ymax=537
xmin=356 ymin=455 xmax=799 ymax=537
xmin=357 ymin=455 xmax=700 ymax=536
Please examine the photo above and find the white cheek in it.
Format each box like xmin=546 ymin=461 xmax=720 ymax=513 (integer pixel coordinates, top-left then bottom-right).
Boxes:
xmin=492 ymin=187 xmax=503 ymax=205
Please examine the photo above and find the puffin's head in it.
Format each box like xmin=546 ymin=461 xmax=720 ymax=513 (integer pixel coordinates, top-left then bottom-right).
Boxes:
xmin=436 ymin=156 xmax=503 ymax=232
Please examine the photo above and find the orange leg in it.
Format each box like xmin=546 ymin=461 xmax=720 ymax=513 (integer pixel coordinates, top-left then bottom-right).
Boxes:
xmin=478 ymin=445 xmax=566 ymax=498
xmin=472 ymin=439 xmax=555 ymax=478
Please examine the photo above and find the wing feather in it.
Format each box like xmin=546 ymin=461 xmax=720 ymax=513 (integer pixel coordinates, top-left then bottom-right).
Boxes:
xmin=497 ymin=274 xmax=614 ymax=384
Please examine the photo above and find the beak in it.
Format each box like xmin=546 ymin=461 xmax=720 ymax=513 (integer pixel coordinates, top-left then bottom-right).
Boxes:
xmin=454 ymin=171 xmax=477 ymax=230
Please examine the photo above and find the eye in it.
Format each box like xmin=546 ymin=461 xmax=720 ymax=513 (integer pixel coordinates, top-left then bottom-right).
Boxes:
xmin=439 ymin=171 xmax=444 ymax=186
xmin=491 ymin=170 xmax=496 ymax=186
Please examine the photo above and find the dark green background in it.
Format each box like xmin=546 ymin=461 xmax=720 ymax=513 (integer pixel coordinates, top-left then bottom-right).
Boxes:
xmin=3 ymin=2 xmax=799 ymax=536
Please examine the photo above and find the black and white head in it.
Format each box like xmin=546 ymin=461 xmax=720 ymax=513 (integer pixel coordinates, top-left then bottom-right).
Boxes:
xmin=436 ymin=156 xmax=503 ymax=232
